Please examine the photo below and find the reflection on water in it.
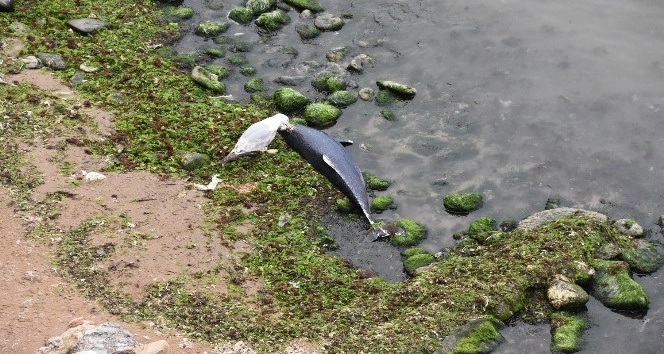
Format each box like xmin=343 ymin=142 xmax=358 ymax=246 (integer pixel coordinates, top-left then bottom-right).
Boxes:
xmin=174 ymin=0 xmax=664 ymax=352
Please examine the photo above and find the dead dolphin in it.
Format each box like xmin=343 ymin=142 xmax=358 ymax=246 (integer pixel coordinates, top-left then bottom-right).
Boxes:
xmin=278 ymin=122 xmax=388 ymax=239
xmin=221 ymin=113 xmax=289 ymax=164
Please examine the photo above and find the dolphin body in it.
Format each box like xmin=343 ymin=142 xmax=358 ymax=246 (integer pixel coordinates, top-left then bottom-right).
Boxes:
xmin=278 ymin=123 xmax=388 ymax=239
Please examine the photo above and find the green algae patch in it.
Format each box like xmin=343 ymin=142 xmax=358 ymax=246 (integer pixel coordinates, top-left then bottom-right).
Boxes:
xmin=438 ymin=317 xmax=504 ymax=354
xmin=619 ymin=238 xmax=664 ymax=274
xmin=364 ymin=172 xmax=391 ymax=191
xmin=550 ymin=312 xmax=586 ymax=354
xmin=370 ymin=195 xmax=395 ymax=213
xmin=303 ymin=102 xmax=342 ymax=126
xmin=390 ymin=219 xmax=427 ymax=246
xmin=273 ymin=87 xmax=309 ymax=113
xmin=283 ymin=0 xmax=324 ymax=12
xmin=376 ymin=80 xmax=417 ymax=99
xmin=194 ymin=20 xmax=230 ymax=37
xmin=403 ymin=253 xmax=435 ymax=276
xmin=244 ymin=78 xmax=265 ymax=93
xmin=255 ymin=9 xmax=291 ymax=31
xmin=228 ymin=7 xmax=254 ymax=24
xmin=191 ymin=66 xmax=226 ymax=93
xmin=468 ymin=217 xmax=497 ymax=242
xmin=444 ymin=192 xmax=483 ymax=215
xmin=591 ymin=260 xmax=649 ymax=310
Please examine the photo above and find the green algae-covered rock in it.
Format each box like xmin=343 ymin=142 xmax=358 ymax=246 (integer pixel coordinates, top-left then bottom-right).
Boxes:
xmin=194 ymin=20 xmax=230 ymax=37
xmin=204 ymin=47 xmax=225 ymax=58
xmin=436 ymin=317 xmax=504 ymax=354
xmin=620 ymin=238 xmax=664 ymax=274
xmin=370 ymin=196 xmax=394 ymax=213
xmin=403 ymin=253 xmax=435 ymax=276
xmin=205 ymin=65 xmax=229 ymax=79
xmin=162 ymin=6 xmax=194 ymax=21
xmin=255 ymin=9 xmax=290 ymax=31
xmin=273 ymin=87 xmax=309 ymax=113
xmin=380 ymin=109 xmax=396 ymax=121
xmin=401 ymin=247 xmax=429 ymax=259
xmin=295 ymin=24 xmax=321 ymax=40
xmin=172 ymin=53 xmax=196 ymax=71
xmin=443 ymin=193 xmax=483 ymax=215
xmin=374 ymin=89 xmax=394 ymax=106
xmin=178 ymin=152 xmax=210 ymax=171
xmin=335 ymin=198 xmax=352 ymax=213
xmin=240 ymin=65 xmax=256 ymax=76
xmin=227 ymin=54 xmax=248 ymax=66
xmin=591 ymin=260 xmax=649 ymax=310
xmin=191 ymin=66 xmax=226 ymax=93
xmin=228 ymin=6 xmax=254 ymax=24
xmin=246 ymin=0 xmax=275 ymax=15
xmin=390 ymin=219 xmax=427 ymax=247
xmin=376 ymin=80 xmax=417 ymax=99
xmin=244 ymin=78 xmax=265 ymax=93
xmin=303 ymin=102 xmax=342 ymax=126
xmin=283 ymin=0 xmax=323 ymax=12
xmin=468 ymin=217 xmax=497 ymax=242
xmin=324 ymin=76 xmax=346 ymax=93
xmin=363 ymin=173 xmax=391 ymax=191
xmin=550 ymin=312 xmax=586 ymax=354
xmin=547 ymin=276 xmax=589 ymax=310
xmin=327 ymin=90 xmax=357 ymax=107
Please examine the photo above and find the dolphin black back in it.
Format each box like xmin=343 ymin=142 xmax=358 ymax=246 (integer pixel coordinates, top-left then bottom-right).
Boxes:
xmin=278 ymin=124 xmax=370 ymax=218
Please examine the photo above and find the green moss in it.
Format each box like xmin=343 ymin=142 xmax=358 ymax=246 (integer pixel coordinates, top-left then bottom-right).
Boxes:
xmin=327 ymin=90 xmax=357 ymax=107
xmin=283 ymin=0 xmax=324 ymax=12
xmin=273 ymin=87 xmax=310 ymax=113
xmin=204 ymin=47 xmax=226 ymax=58
xmin=403 ymin=253 xmax=435 ymax=275
xmin=162 ymin=6 xmax=194 ymax=21
xmin=194 ymin=20 xmax=230 ymax=37
xmin=374 ymin=89 xmax=394 ymax=106
xmin=364 ymin=173 xmax=391 ymax=191
xmin=255 ymin=9 xmax=291 ymax=31
xmin=240 ymin=65 xmax=256 ymax=76
xmin=370 ymin=195 xmax=395 ymax=213
xmin=551 ymin=312 xmax=586 ymax=353
xmin=296 ymin=24 xmax=321 ymax=40
xmin=390 ymin=219 xmax=427 ymax=247
xmin=244 ymin=78 xmax=265 ymax=93
xmin=227 ymin=54 xmax=248 ymax=66
xmin=190 ymin=66 xmax=226 ymax=93
xmin=450 ymin=317 xmax=504 ymax=354
xmin=591 ymin=260 xmax=649 ymax=310
xmin=246 ymin=0 xmax=276 ymax=16
xmin=228 ymin=6 xmax=254 ymax=24
xmin=444 ymin=193 xmax=483 ymax=215
xmin=380 ymin=109 xmax=396 ymax=121
xmin=620 ymin=238 xmax=664 ymax=274
xmin=325 ymin=76 xmax=346 ymax=93
xmin=303 ymin=102 xmax=342 ymax=126
xmin=468 ymin=217 xmax=497 ymax=242
xmin=205 ymin=65 xmax=229 ymax=79
xmin=401 ymin=247 xmax=429 ymax=259
xmin=335 ymin=198 xmax=353 ymax=213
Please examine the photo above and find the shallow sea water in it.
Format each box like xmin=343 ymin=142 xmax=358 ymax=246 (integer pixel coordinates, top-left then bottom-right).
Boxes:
xmin=173 ymin=0 xmax=664 ymax=352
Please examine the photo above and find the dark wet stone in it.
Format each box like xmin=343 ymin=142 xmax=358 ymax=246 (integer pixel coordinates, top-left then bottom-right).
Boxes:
xmin=0 ymin=0 xmax=14 ymax=12
xmin=314 ymin=12 xmax=344 ymax=31
xmin=326 ymin=90 xmax=357 ymax=107
xmin=66 ymin=18 xmax=110 ymax=34
xmin=274 ymin=75 xmax=308 ymax=86
xmin=178 ymin=152 xmax=210 ymax=171
xmin=69 ymin=70 xmax=85 ymax=87
xmin=36 ymin=53 xmax=66 ymax=70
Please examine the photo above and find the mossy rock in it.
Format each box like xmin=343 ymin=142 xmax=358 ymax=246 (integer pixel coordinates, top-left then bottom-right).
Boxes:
xmin=244 ymin=78 xmax=265 ymax=93
xmin=550 ymin=312 xmax=586 ymax=354
xmin=443 ymin=192 xmax=483 ymax=215
xmin=162 ymin=6 xmax=194 ymax=21
xmin=468 ymin=217 xmax=497 ymax=242
xmin=335 ymin=198 xmax=352 ymax=213
xmin=370 ymin=196 xmax=395 ymax=213
xmin=255 ymin=9 xmax=290 ymax=31
xmin=246 ymin=0 xmax=276 ymax=15
xmin=380 ymin=109 xmax=396 ymax=121
xmin=325 ymin=76 xmax=346 ymax=93
xmin=400 ymin=247 xmax=429 ymax=259
xmin=363 ymin=173 xmax=391 ymax=191
xmin=273 ymin=88 xmax=309 ymax=113
xmin=376 ymin=80 xmax=417 ymax=99
xmin=283 ymin=0 xmax=323 ymax=12
xmin=590 ymin=260 xmax=649 ymax=310
xmin=403 ymin=253 xmax=435 ymax=275
xmin=620 ymin=238 xmax=664 ymax=274
xmin=172 ymin=53 xmax=197 ymax=71
xmin=190 ymin=66 xmax=225 ymax=93
xmin=327 ymin=90 xmax=357 ymax=107
xmin=437 ymin=317 xmax=504 ymax=354
xmin=228 ymin=6 xmax=254 ymax=24
xmin=227 ymin=55 xmax=248 ymax=66
xmin=194 ymin=20 xmax=230 ymax=37
xmin=389 ymin=219 xmax=427 ymax=247
xmin=303 ymin=102 xmax=342 ymax=126
xmin=374 ymin=89 xmax=394 ymax=106
xmin=205 ymin=65 xmax=229 ymax=79
xmin=155 ymin=46 xmax=178 ymax=58
xmin=178 ymin=152 xmax=210 ymax=171
xmin=240 ymin=65 xmax=256 ymax=76
xmin=204 ymin=47 xmax=225 ymax=58
xmin=296 ymin=24 xmax=321 ymax=40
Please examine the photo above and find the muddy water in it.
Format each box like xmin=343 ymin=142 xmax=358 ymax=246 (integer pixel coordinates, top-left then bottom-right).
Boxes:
xmin=172 ymin=0 xmax=664 ymax=352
